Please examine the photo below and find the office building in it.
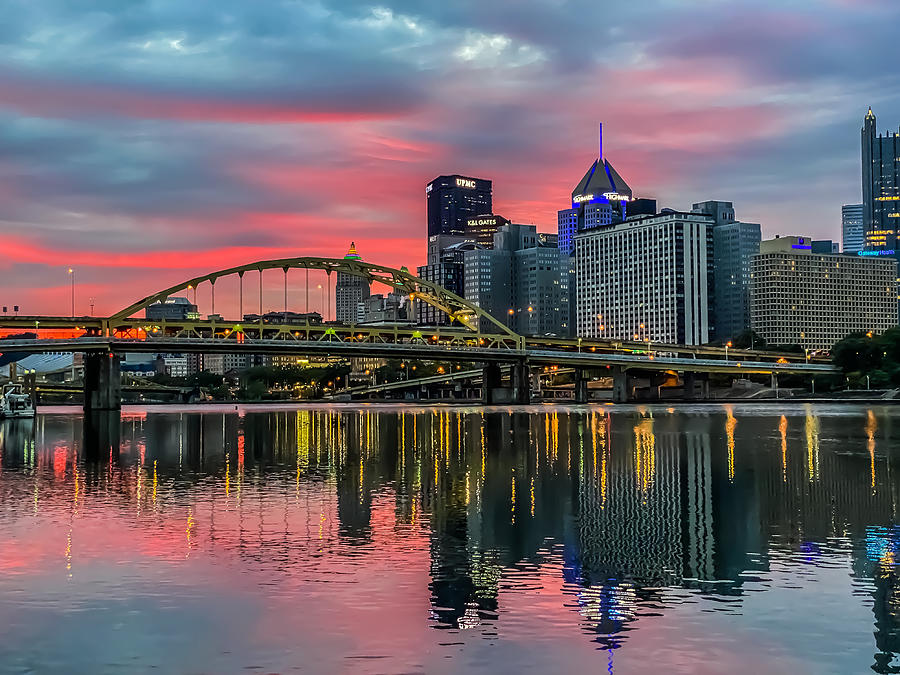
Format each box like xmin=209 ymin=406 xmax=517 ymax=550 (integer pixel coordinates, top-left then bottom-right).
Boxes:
xmin=335 ymin=242 xmax=370 ymax=324
xmin=464 ymin=223 xmax=570 ymax=336
xmin=574 ymin=212 xmax=714 ymax=345
xmin=558 ymin=125 xmax=633 ymax=255
xmin=426 ymin=175 xmax=492 ymax=238
xmin=418 ymin=240 xmax=482 ymax=326
xmin=862 ymin=109 xmax=900 ymax=251
xmin=750 ymin=236 xmax=898 ymax=350
xmin=465 ymin=214 xmax=510 ymax=248
xmin=692 ymin=200 xmax=761 ymax=341
xmin=842 ymin=203 xmax=864 ymax=253
xmin=145 ymin=297 xmax=199 ymax=321
xmin=356 ymin=293 xmax=408 ymax=324
xmin=811 ymin=240 xmax=840 ymax=254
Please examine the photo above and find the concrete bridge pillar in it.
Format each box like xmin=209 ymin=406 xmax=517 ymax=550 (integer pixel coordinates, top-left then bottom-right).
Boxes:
xmin=683 ymin=371 xmax=710 ymax=400
xmin=483 ymin=362 xmax=531 ymax=404
xmin=612 ymin=367 xmax=630 ymax=403
xmin=83 ymin=352 xmax=121 ymax=412
xmin=483 ymin=363 xmax=503 ymax=404
xmin=574 ymin=367 xmax=589 ymax=404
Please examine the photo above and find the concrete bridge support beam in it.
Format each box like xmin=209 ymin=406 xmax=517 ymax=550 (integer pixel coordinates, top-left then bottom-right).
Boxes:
xmin=83 ymin=352 xmax=121 ymax=413
xmin=483 ymin=363 xmax=504 ymax=404
xmin=574 ymin=367 xmax=589 ymax=404
xmin=683 ymin=371 xmax=710 ymax=400
xmin=511 ymin=362 xmax=531 ymax=404
xmin=612 ymin=367 xmax=630 ymax=403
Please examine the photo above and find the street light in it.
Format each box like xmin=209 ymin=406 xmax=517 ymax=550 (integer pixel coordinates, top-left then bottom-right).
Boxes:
xmin=725 ymin=341 xmax=732 ymax=361
xmin=318 ymin=284 xmax=324 ymax=320
xmin=67 ymin=268 xmax=75 ymax=316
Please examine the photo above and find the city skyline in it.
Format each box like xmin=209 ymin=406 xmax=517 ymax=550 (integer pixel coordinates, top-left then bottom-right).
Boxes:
xmin=2 ymin=1 xmax=900 ymax=314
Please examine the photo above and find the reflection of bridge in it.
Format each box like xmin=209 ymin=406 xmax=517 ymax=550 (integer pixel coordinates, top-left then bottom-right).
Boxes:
xmin=0 ymin=255 xmax=836 ymax=410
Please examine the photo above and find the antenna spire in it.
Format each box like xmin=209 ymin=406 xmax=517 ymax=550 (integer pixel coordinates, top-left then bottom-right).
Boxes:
xmin=598 ymin=122 xmax=603 ymax=160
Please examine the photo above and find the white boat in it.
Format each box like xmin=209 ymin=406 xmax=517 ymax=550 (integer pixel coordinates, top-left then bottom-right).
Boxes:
xmin=0 ymin=384 xmax=35 ymax=419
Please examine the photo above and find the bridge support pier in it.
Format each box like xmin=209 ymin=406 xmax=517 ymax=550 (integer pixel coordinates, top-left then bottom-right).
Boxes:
xmin=511 ymin=362 xmax=530 ymax=404
xmin=83 ymin=352 xmax=121 ymax=413
xmin=483 ymin=362 xmax=530 ymax=404
xmin=683 ymin=371 xmax=710 ymax=400
xmin=612 ymin=367 xmax=630 ymax=403
xmin=574 ymin=367 xmax=589 ymax=404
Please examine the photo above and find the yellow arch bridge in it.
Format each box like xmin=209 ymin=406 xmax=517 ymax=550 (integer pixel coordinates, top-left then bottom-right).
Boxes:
xmin=0 ymin=255 xmax=836 ymax=408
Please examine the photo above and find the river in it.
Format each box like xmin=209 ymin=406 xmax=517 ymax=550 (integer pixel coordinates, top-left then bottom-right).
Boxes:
xmin=0 ymin=403 xmax=898 ymax=674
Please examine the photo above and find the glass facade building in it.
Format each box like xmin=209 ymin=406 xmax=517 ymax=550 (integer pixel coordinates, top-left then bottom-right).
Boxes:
xmin=842 ymin=203 xmax=864 ymax=254
xmin=861 ymin=109 xmax=900 ymax=252
xmin=426 ymin=175 xmax=492 ymax=238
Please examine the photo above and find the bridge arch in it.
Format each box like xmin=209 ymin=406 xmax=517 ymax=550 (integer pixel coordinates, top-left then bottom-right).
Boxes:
xmin=108 ymin=256 xmax=520 ymax=340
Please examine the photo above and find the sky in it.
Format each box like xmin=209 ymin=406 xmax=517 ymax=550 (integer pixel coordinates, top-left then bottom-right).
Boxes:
xmin=2 ymin=0 xmax=900 ymax=317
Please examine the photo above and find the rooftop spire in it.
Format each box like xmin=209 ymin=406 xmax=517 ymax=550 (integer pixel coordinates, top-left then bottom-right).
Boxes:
xmin=866 ymin=106 xmax=876 ymax=120
xmin=598 ymin=122 xmax=603 ymax=160
xmin=343 ymin=241 xmax=361 ymax=260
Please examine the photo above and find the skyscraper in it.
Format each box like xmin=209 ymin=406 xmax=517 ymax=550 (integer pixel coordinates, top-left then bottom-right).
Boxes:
xmin=842 ymin=203 xmax=864 ymax=253
xmin=335 ymin=242 xmax=370 ymax=324
xmin=861 ymin=108 xmax=900 ymax=252
xmin=691 ymin=200 xmax=761 ymax=341
xmin=464 ymin=223 xmax=571 ymax=336
xmin=750 ymin=236 xmax=897 ymax=350
xmin=574 ymin=211 xmax=714 ymax=345
xmin=426 ymin=175 xmax=492 ymax=238
xmin=558 ymin=124 xmax=633 ymax=256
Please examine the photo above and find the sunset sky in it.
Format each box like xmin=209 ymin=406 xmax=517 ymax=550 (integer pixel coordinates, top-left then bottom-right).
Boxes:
xmin=2 ymin=0 xmax=900 ymax=316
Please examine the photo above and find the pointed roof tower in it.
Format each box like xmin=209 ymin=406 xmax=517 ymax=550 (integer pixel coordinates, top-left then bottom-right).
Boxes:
xmin=570 ymin=122 xmax=632 ymax=206
xmin=343 ymin=241 xmax=362 ymax=260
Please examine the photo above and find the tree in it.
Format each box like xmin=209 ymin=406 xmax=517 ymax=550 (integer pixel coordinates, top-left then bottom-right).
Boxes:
xmin=832 ymin=332 xmax=884 ymax=373
xmin=731 ymin=329 xmax=766 ymax=350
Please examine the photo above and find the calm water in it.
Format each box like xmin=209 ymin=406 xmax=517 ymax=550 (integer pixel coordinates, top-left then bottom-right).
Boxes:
xmin=1 ymin=403 xmax=899 ymax=674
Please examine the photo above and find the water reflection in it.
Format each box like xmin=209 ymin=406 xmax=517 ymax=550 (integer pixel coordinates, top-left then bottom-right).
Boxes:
xmin=1 ymin=405 xmax=899 ymax=673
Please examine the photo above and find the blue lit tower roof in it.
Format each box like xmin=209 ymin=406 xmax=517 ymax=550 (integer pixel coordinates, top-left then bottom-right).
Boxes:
xmin=570 ymin=123 xmax=632 ymax=208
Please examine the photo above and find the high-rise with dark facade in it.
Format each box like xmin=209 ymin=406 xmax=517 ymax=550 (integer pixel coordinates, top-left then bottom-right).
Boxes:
xmin=861 ymin=108 xmax=900 ymax=252
xmin=426 ymin=175 xmax=492 ymax=238
xmin=691 ymin=200 xmax=761 ymax=342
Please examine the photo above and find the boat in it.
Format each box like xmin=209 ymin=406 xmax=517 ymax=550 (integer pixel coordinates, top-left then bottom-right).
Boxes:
xmin=0 ymin=384 xmax=35 ymax=419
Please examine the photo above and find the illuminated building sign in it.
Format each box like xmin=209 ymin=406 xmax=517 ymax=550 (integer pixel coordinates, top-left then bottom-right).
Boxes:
xmin=572 ymin=193 xmax=594 ymax=204
xmin=791 ymin=244 xmax=811 ymax=249
xmin=876 ymin=196 xmax=900 ymax=201
xmin=468 ymin=217 xmax=499 ymax=227
xmin=858 ymin=249 xmax=896 ymax=256
xmin=456 ymin=178 xmax=476 ymax=188
xmin=425 ymin=184 xmax=432 ymax=193
xmin=602 ymin=192 xmax=631 ymax=202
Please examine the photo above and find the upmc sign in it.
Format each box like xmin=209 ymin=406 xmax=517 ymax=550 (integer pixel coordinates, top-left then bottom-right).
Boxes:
xmin=456 ymin=178 xmax=476 ymax=189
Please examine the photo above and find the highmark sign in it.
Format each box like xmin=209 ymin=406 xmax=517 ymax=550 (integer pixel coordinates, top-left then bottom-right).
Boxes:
xmin=602 ymin=192 xmax=631 ymax=202
xmin=572 ymin=192 xmax=631 ymax=205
